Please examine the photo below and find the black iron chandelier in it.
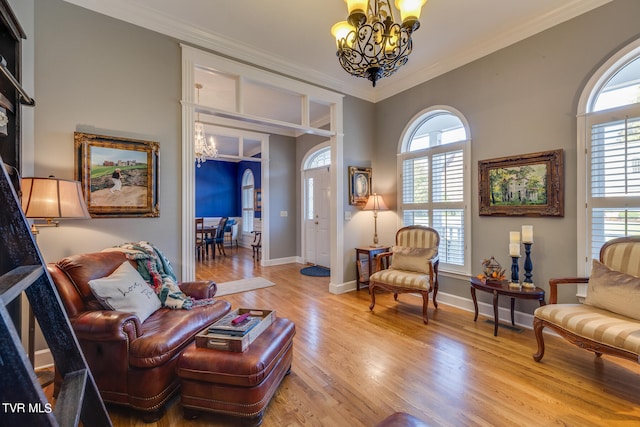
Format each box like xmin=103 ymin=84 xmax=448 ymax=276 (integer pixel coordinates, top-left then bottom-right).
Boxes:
xmin=332 ymin=0 xmax=427 ymax=87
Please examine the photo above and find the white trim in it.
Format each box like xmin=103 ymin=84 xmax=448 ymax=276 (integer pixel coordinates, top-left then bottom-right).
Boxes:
xmin=182 ymin=46 xmax=345 ymax=290
xmin=576 ymin=36 xmax=640 ymax=296
xmin=396 ymin=106 xmax=472 ymax=275
xmin=301 ymin=142 xmax=332 ymax=267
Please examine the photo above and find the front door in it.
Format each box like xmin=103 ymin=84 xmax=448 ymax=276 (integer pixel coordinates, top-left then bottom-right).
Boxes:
xmin=304 ymin=166 xmax=330 ymax=267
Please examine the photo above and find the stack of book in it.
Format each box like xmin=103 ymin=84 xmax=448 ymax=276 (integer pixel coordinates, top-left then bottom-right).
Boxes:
xmin=207 ymin=311 xmax=262 ymax=336
xmin=196 ymin=308 xmax=275 ymax=352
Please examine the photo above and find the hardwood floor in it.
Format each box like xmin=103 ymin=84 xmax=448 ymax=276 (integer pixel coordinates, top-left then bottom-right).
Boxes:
xmin=56 ymin=247 xmax=640 ymax=426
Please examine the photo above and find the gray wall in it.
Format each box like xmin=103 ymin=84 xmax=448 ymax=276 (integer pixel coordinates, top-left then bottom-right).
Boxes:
xmin=342 ymin=95 xmax=378 ymax=280
xmin=34 ymin=0 xmax=184 ymax=270
xmin=374 ymin=0 xmax=640 ymax=310
xmin=268 ymin=134 xmax=297 ymax=259
xmin=31 ymin=0 xmax=640 ymax=307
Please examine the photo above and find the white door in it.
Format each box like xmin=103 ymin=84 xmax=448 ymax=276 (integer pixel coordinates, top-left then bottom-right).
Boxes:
xmin=304 ymin=167 xmax=331 ymax=267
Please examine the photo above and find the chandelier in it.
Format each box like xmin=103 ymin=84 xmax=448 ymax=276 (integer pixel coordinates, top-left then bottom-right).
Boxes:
xmin=194 ymin=83 xmax=218 ymax=168
xmin=331 ymin=0 xmax=427 ymax=87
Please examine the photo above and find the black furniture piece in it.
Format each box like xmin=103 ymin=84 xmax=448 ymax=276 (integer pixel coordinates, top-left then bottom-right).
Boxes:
xmin=0 ymin=160 xmax=112 ymax=426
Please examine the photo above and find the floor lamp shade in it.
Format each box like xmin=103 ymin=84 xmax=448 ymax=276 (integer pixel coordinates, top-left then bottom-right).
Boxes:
xmin=21 ymin=177 xmax=90 ymax=221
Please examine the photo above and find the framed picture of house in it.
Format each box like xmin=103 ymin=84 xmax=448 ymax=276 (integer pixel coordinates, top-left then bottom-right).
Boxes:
xmin=478 ymin=149 xmax=564 ymax=217
xmin=348 ymin=166 xmax=372 ymax=206
xmin=74 ymin=132 xmax=160 ymax=217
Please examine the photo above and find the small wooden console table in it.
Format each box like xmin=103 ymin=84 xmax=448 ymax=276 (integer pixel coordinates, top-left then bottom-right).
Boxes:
xmin=355 ymin=246 xmax=390 ymax=291
xmin=470 ymin=277 xmax=545 ymax=336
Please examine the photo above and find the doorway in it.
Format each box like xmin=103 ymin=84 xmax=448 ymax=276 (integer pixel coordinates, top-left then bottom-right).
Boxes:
xmin=303 ymin=146 xmax=331 ymax=268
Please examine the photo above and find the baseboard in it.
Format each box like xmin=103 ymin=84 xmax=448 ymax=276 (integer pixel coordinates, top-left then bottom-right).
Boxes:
xmin=262 ymin=256 xmax=298 ymax=266
xmin=336 ymin=282 xmax=536 ymax=330
xmin=35 ymin=348 xmax=54 ymax=370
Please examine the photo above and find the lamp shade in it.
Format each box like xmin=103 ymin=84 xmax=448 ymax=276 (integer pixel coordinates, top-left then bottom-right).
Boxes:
xmin=345 ymin=0 xmax=368 ymax=14
xmin=362 ymin=193 xmax=388 ymax=211
xmin=395 ymin=0 xmax=427 ymax=21
xmin=21 ymin=177 xmax=90 ymax=219
xmin=331 ymin=21 xmax=355 ymax=47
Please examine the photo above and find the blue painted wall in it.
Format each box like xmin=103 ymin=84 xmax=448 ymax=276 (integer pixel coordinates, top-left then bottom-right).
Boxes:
xmin=195 ymin=160 xmax=238 ymax=217
xmin=196 ymin=159 xmax=262 ymax=218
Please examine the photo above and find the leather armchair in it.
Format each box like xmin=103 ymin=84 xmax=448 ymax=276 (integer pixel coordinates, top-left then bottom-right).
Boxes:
xmin=47 ymin=251 xmax=231 ymax=421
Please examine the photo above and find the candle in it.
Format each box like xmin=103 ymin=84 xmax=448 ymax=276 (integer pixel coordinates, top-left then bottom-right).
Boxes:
xmin=510 ymin=231 xmax=520 ymax=244
xmin=522 ymin=225 xmax=534 ymax=243
xmin=509 ymin=243 xmax=521 ymax=257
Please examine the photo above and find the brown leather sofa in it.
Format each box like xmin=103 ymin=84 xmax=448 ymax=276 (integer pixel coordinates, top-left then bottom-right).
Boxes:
xmin=47 ymin=251 xmax=231 ymax=421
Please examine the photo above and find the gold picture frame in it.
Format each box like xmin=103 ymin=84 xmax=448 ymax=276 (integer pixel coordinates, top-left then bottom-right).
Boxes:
xmin=74 ymin=132 xmax=159 ymax=218
xmin=348 ymin=166 xmax=372 ymax=206
xmin=478 ymin=149 xmax=564 ymax=217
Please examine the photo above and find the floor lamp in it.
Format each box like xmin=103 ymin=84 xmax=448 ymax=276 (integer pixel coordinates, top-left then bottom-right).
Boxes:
xmin=362 ymin=193 xmax=388 ymax=247
xmin=21 ymin=176 xmax=91 ymax=384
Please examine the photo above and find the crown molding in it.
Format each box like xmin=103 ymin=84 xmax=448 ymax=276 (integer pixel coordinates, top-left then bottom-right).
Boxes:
xmin=64 ymin=0 xmax=613 ymax=104
xmin=62 ymin=0 xmax=375 ymax=102
xmin=371 ymin=0 xmax=614 ymax=102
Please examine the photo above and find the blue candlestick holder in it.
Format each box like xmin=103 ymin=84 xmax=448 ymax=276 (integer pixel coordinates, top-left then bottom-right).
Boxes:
xmin=523 ymin=242 xmax=534 ymax=288
xmin=510 ymin=256 xmax=520 ymax=285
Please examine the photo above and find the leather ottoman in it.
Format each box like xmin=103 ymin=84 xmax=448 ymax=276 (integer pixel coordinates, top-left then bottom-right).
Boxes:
xmin=177 ymin=317 xmax=295 ymax=426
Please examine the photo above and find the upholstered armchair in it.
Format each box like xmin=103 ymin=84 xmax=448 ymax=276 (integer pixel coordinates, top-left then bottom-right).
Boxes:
xmin=533 ymin=236 xmax=640 ymax=364
xmin=368 ymin=226 xmax=440 ymax=324
xmin=48 ymin=250 xmax=231 ymax=421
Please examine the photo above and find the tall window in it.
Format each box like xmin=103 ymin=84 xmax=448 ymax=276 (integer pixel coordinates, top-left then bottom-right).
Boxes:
xmin=242 ymin=169 xmax=254 ymax=233
xmin=399 ymin=107 xmax=470 ymax=275
xmin=579 ymin=41 xmax=640 ymax=271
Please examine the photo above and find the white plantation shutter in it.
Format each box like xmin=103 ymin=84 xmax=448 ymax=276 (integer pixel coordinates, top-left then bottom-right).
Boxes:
xmin=588 ymin=115 xmax=640 ymax=259
xmin=399 ymin=108 xmax=469 ymax=273
xmin=242 ymin=170 xmax=254 ymax=233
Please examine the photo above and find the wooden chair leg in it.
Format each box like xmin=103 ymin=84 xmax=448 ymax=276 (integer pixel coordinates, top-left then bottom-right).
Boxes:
xmin=421 ymin=291 xmax=429 ymax=324
xmin=369 ymin=284 xmax=377 ymax=311
xmin=533 ymin=317 xmax=546 ymax=362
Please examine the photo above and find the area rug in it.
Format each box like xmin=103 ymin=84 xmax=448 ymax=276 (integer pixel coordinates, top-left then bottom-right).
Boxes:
xmin=215 ymin=277 xmax=275 ymax=296
xmin=300 ymin=265 xmax=330 ymax=277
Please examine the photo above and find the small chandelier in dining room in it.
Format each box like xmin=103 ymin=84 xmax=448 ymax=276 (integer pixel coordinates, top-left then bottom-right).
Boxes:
xmin=331 ymin=0 xmax=427 ymax=87
xmin=194 ymin=83 xmax=218 ymax=168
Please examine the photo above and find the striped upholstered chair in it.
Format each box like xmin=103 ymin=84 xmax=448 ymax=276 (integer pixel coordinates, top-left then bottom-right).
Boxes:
xmin=533 ymin=236 xmax=640 ymax=364
xmin=368 ymin=226 xmax=440 ymax=324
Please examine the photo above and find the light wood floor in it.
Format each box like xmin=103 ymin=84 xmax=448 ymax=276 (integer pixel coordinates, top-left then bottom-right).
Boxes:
xmin=54 ymin=247 xmax=640 ymax=426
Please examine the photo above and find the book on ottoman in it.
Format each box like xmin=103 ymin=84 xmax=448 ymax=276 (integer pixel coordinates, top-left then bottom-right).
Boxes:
xmin=196 ymin=308 xmax=275 ymax=352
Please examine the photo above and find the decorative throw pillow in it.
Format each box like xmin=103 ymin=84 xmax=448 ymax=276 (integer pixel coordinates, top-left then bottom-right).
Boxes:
xmin=389 ymin=246 xmax=437 ymax=274
xmin=88 ymin=261 xmax=161 ymax=322
xmin=584 ymin=259 xmax=640 ymax=321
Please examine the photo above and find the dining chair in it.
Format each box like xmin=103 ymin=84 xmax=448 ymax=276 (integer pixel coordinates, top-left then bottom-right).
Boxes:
xmin=195 ymin=217 xmax=206 ymax=260
xmin=213 ymin=217 xmax=228 ymax=257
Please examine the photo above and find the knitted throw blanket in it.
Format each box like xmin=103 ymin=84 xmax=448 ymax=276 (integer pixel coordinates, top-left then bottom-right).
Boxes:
xmin=105 ymin=241 xmax=215 ymax=310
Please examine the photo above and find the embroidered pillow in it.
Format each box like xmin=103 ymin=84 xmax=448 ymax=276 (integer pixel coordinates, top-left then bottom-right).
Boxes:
xmin=88 ymin=261 xmax=161 ymax=322
xmin=584 ymin=259 xmax=640 ymax=321
xmin=390 ymin=246 xmax=437 ymax=274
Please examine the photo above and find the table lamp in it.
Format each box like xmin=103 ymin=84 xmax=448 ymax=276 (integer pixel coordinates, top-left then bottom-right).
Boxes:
xmin=20 ymin=176 xmax=90 ymax=381
xmin=362 ymin=193 xmax=388 ymax=247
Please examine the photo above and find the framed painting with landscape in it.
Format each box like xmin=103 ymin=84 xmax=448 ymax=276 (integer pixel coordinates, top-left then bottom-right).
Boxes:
xmin=478 ymin=149 xmax=564 ymax=217
xmin=74 ymin=132 xmax=159 ymax=217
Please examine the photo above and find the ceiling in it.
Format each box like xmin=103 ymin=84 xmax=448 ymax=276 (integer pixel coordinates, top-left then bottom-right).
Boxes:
xmin=62 ymin=0 xmax=613 ymax=103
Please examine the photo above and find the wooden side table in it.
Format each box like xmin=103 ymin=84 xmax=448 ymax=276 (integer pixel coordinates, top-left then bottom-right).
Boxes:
xmin=469 ymin=277 xmax=545 ymax=336
xmin=355 ymin=246 xmax=390 ymax=291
